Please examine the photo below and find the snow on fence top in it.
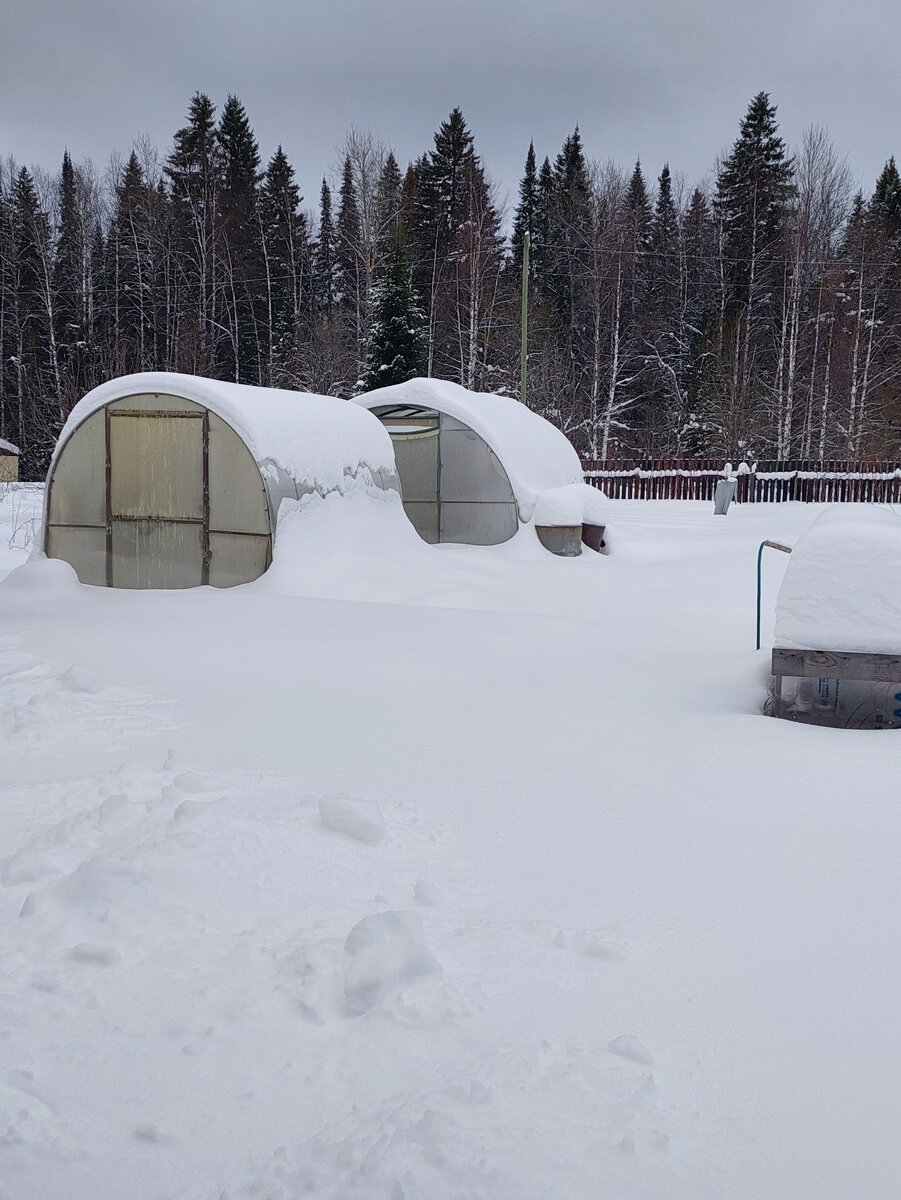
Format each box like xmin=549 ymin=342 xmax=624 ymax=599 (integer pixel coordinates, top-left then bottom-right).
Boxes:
xmin=774 ymin=507 xmax=901 ymax=654
xmin=355 ymin=378 xmax=599 ymax=522
xmin=584 ymin=463 xmax=901 ymax=482
xmin=59 ymin=372 xmax=396 ymax=493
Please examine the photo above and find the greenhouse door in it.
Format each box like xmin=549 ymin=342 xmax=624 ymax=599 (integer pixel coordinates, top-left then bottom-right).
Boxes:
xmin=108 ymin=410 xmax=207 ymax=589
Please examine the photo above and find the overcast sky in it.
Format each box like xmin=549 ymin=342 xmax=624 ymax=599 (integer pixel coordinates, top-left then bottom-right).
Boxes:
xmin=4 ymin=0 xmax=900 ymax=217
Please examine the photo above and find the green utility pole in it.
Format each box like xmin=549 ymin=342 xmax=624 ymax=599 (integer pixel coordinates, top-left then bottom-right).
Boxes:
xmin=519 ymin=231 xmax=530 ymax=406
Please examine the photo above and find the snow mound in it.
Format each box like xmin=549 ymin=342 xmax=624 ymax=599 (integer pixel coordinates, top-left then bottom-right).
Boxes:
xmin=0 ymin=557 xmax=101 ymax=618
xmin=774 ymin=506 xmax=901 ymax=653
xmin=319 ymin=794 xmax=387 ymax=846
xmin=343 ymin=910 xmax=439 ymax=1014
xmin=60 ymin=665 xmax=104 ymax=694
xmin=252 ymin=474 xmax=427 ymax=596
xmin=413 ymin=878 xmax=441 ymax=906
xmin=532 ymin=482 xmax=609 ymax=527
xmin=608 ymin=1034 xmax=654 ymax=1066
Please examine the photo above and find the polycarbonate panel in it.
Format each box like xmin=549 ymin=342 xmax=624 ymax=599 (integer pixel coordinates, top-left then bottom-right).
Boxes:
xmin=439 ymin=420 xmax=515 ymax=504
xmin=209 ymin=532 xmax=270 ymax=588
xmin=402 ymin=501 xmax=440 ymax=544
xmin=47 ymin=409 xmax=106 ymax=526
xmin=208 ymin=413 xmax=270 ymax=534
xmin=111 ymin=520 xmax=203 ymax=589
xmin=389 ymin=429 xmax=439 ymax=502
xmin=109 ymin=414 xmax=203 ymax=519
xmin=440 ymin=501 xmax=517 ymax=545
xmin=438 ymin=414 xmax=471 ymax=432
xmin=108 ymin=394 xmax=203 ymax=413
xmin=45 ymin=525 xmax=107 ymax=585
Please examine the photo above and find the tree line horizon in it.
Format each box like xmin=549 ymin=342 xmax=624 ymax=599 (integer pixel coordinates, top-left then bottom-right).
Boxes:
xmin=2 ymin=90 xmax=900 ymax=478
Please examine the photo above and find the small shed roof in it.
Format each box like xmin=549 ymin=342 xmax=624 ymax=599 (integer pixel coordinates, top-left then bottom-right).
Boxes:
xmin=354 ymin=377 xmax=599 ymax=522
xmin=0 ymin=436 xmax=19 ymax=455
xmin=774 ymin=506 xmax=901 ymax=654
xmin=59 ymin=372 xmax=395 ymax=493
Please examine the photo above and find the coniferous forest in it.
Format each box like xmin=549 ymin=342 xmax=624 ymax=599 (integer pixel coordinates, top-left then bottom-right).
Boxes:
xmin=2 ymin=90 xmax=901 ymax=478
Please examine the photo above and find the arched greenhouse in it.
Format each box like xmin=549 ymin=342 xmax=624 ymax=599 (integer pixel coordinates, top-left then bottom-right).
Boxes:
xmin=355 ymin=378 xmax=607 ymax=553
xmin=43 ymin=372 xmax=398 ymax=589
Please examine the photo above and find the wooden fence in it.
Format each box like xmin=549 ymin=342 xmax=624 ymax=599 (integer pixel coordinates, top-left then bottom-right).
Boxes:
xmin=582 ymin=459 xmax=901 ymax=504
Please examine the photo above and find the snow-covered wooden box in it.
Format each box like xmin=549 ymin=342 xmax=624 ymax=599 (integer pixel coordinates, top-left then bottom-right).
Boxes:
xmin=771 ymin=508 xmax=901 ymax=729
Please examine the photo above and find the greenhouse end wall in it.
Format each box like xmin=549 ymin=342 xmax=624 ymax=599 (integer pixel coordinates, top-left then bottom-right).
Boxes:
xmin=45 ymin=393 xmax=272 ymax=589
xmin=373 ymin=406 xmax=518 ymax=546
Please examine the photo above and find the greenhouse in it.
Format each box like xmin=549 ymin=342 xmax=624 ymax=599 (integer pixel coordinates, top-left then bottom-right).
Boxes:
xmin=355 ymin=378 xmax=607 ymax=553
xmin=43 ymin=372 xmax=398 ymax=589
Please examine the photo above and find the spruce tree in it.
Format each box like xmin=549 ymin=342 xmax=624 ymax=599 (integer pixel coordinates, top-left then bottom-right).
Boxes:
xmin=871 ymin=158 xmax=901 ymax=237
xmin=533 ymin=155 xmax=555 ymax=296
xmin=411 ymin=109 xmax=503 ymax=387
xmin=106 ymin=151 xmax=154 ymax=373
xmin=375 ymin=151 xmax=404 ymax=257
xmin=647 ymin=164 xmax=679 ymax=319
xmin=511 ymin=141 xmax=538 ymax=277
xmin=415 ymin=108 xmax=477 ymax=259
xmin=715 ymin=92 xmax=795 ymax=301
xmin=218 ymin=95 xmax=261 ymax=208
xmin=166 ymin=92 xmax=220 ymax=209
xmin=677 ymin=187 xmax=721 ymax=452
xmin=713 ymin=93 xmax=795 ymax=451
xmin=53 ymin=151 xmax=87 ymax=404
xmin=217 ymin=95 xmax=262 ymax=381
xmin=259 ymin=146 xmax=311 ymax=386
xmin=9 ymin=168 xmax=54 ymax=474
xmin=314 ymin=179 xmax=337 ymax=317
xmin=547 ymin=129 xmax=593 ymax=351
xmin=360 ymin=221 xmax=427 ymax=391
xmin=639 ymin=164 xmax=686 ymax=447
xmin=626 ymin=159 xmax=652 ymax=247
xmin=547 ymin=127 xmax=592 ymax=323
xmin=336 ymin=154 xmax=363 ymax=340
xmin=165 ymin=93 xmax=221 ymax=374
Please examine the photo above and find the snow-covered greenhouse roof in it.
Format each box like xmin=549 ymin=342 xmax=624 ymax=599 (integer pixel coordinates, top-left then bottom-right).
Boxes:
xmin=353 ymin=378 xmax=604 ymax=523
xmin=57 ymin=372 xmax=396 ymax=492
xmin=774 ymin=507 xmax=901 ymax=655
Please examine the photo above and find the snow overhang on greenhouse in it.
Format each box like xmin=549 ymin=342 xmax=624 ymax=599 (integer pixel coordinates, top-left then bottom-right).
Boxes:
xmin=43 ymin=372 xmax=399 ymax=589
xmin=354 ymin=378 xmax=608 ymax=554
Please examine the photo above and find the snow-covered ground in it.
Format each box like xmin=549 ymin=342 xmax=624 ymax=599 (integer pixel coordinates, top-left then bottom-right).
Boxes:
xmin=2 ymin=483 xmax=900 ymax=1199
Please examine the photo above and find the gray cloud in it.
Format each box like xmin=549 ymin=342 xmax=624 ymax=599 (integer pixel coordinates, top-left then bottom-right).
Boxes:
xmin=3 ymin=0 xmax=899 ymax=213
